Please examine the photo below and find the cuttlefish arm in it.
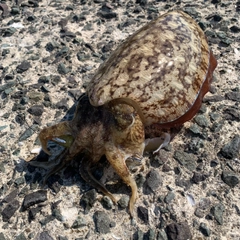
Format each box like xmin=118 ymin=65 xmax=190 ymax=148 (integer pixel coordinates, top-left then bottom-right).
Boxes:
xmin=38 ymin=121 xmax=74 ymax=155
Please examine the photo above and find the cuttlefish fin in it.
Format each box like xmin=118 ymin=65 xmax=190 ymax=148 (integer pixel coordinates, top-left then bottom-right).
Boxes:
xmin=144 ymin=132 xmax=171 ymax=154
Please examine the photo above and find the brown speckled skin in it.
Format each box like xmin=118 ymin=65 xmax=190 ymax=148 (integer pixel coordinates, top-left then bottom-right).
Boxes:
xmin=34 ymin=10 xmax=217 ymax=217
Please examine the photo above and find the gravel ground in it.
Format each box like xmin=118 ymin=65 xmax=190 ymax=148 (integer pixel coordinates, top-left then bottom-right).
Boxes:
xmin=0 ymin=0 xmax=240 ymax=239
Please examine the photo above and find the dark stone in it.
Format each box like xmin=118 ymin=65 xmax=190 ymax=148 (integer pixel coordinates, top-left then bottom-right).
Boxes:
xmin=136 ymin=0 xmax=148 ymax=6
xmin=230 ymin=25 xmax=240 ymax=33
xmin=62 ymin=31 xmax=76 ymax=38
xmin=1 ymin=199 xmax=20 ymax=222
xmin=135 ymin=173 xmax=146 ymax=188
xmin=210 ymin=159 xmax=219 ymax=167
xmin=175 ymin=177 xmax=191 ymax=190
xmin=145 ymin=169 xmax=162 ymax=193
xmin=223 ymin=107 xmax=240 ymax=121
xmin=80 ymin=189 xmax=97 ymax=213
xmin=137 ymin=206 xmax=149 ymax=224
xmin=220 ymin=135 xmax=240 ymax=159
xmin=58 ymin=237 xmax=68 ymax=240
xmin=222 ymin=171 xmax=239 ymax=188
xmin=17 ymin=61 xmax=31 ymax=73
xmin=166 ymin=222 xmax=192 ymax=240
xmin=93 ymin=211 xmax=111 ymax=234
xmin=101 ymin=196 xmax=113 ymax=210
xmin=199 ymin=222 xmax=211 ymax=236
xmin=133 ymin=229 xmax=144 ymax=240
xmin=211 ymin=203 xmax=225 ymax=225
xmin=211 ymin=0 xmax=221 ymax=3
xmin=3 ymin=27 xmax=17 ymax=37
xmin=98 ymin=11 xmax=117 ymax=19
xmin=27 ymin=105 xmax=44 ymax=116
xmin=22 ymin=190 xmax=47 ymax=210
xmin=35 ymin=231 xmax=54 ymax=240
xmin=162 ymin=164 xmax=172 ymax=172
xmin=191 ymin=172 xmax=208 ymax=184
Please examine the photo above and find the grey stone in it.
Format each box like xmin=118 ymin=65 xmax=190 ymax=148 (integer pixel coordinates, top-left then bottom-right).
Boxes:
xmin=27 ymin=105 xmax=44 ymax=116
xmin=194 ymin=208 xmax=205 ymax=218
xmin=1 ymin=189 xmax=18 ymax=203
xmin=211 ymin=203 xmax=225 ymax=225
xmin=166 ymin=222 xmax=192 ymax=240
xmin=188 ymin=124 xmax=201 ymax=135
xmin=93 ymin=211 xmax=111 ymax=234
xmin=0 ymin=80 xmax=16 ymax=92
xmin=15 ymin=233 xmax=27 ymax=240
xmin=222 ymin=171 xmax=239 ymax=188
xmin=144 ymin=228 xmax=156 ymax=240
xmin=194 ymin=115 xmax=210 ymax=127
xmin=157 ymin=229 xmax=168 ymax=240
xmin=199 ymin=222 xmax=211 ymax=236
xmin=220 ymin=135 xmax=240 ymax=159
xmin=118 ymin=195 xmax=129 ymax=209
xmin=225 ymin=91 xmax=240 ymax=102
xmin=137 ymin=206 xmax=149 ymax=224
xmin=191 ymin=172 xmax=208 ymax=184
xmin=80 ymin=189 xmax=97 ymax=213
xmin=19 ymin=128 xmax=34 ymax=141
xmin=145 ymin=169 xmax=162 ymax=193
xmin=22 ymin=190 xmax=47 ymax=210
xmin=164 ymin=191 xmax=175 ymax=204
xmin=35 ymin=231 xmax=54 ymax=240
xmin=1 ymin=199 xmax=20 ymax=222
xmin=3 ymin=27 xmax=17 ymax=37
xmin=0 ymin=233 xmax=6 ymax=240
xmin=134 ymin=229 xmax=144 ymax=240
xmin=72 ymin=215 xmax=87 ymax=228
xmin=101 ymin=196 xmax=113 ymax=210
xmin=16 ymin=61 xmax=31 ymax=73
xmin=173 ymin=151 xmax=197 ymax=171
xmin=58 ymin=63 xmax=70 ymax=74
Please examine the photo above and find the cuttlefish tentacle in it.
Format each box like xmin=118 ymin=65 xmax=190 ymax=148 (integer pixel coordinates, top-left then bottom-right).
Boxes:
xmin=105 ymin=147 xmax=138 ymax=217
xmin=79 ymin=156 xmax=117 ymax=204
xmin=39 ymin=121 xmax=73 ymax=155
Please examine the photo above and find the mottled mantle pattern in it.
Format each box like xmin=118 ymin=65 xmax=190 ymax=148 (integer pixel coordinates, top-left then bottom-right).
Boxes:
xmin=88 ymin=11 xmax=214 ymax=128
